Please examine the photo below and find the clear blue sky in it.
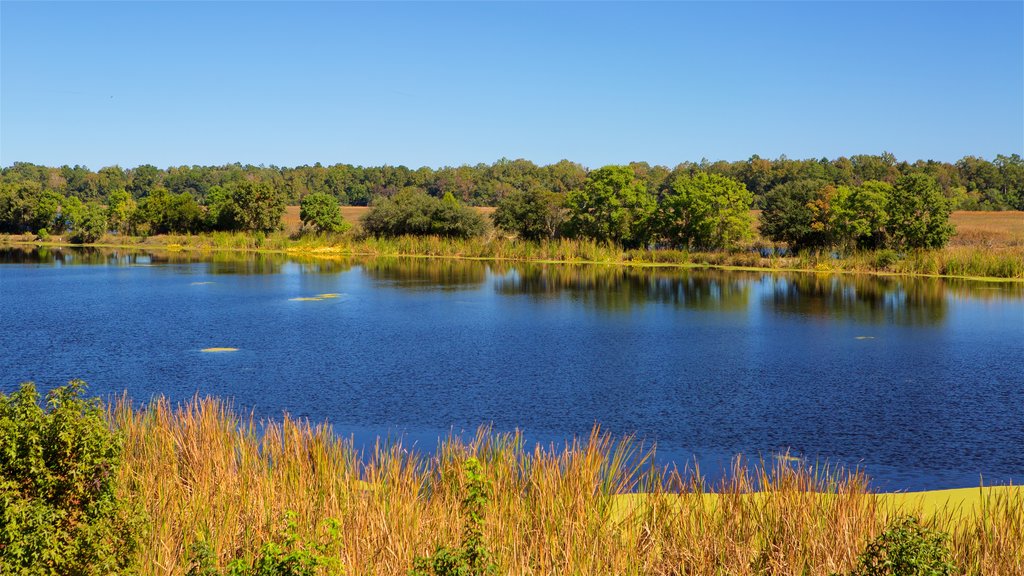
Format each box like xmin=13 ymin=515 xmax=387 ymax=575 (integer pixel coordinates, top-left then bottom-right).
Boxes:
xmin=2 ymin=1 xmax=1021 ymax=170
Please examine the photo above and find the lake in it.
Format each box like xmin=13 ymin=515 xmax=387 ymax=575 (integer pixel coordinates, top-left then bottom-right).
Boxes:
xmin=1 ymin=246 xmax=1022 ymax=491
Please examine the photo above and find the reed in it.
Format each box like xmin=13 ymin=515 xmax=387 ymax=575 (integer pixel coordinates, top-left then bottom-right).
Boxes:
xmin=109 ymin=396 xmax=1023 ymax=575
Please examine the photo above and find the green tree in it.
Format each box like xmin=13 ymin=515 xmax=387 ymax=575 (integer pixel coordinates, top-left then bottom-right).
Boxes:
xmin=204 ymin=185 xmax=238 ymax=231
xmin=657 ymin=172 xmax=753 ymax=250
xmin=299 ymin=192 xmax=348 ymax=233
xmin=69 ymin=202 xmax=108 ymax=244
xmin=362 ymin=189 xmax=484 ymax=238
xmin=491 ymin=187 xmax=566 ymax=241
xmin=106 ymin=189 xmax=138 ymax=235
xmin=229 ymin=181 xmax=286 ymax=233
xmin=886 ymin=173 xmax=954 ymax=250
xmin=760 ymin=179 xmax=833 ymax=251
xmin=564 ymin=165 xmax=655 ymax=248
xmin=57 ymin=195 xmax=85 ymax=234
xmin=0 ymin=381 xmax=140 ymax=574
xmin=831 ymin=181 xmax=890 ymax=250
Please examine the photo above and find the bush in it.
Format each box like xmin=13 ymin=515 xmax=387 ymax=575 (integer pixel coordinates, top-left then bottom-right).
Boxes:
xmin=0 ymin=381 xmax=141 ymax=574
xmin=186 ymin=511 xmax=340 ymax=576
xmin=839 ymin=516 xmax=955 ymax=576
xmin=362 ymin=189 xmax=485 ymax=239
xmin=299 ymin=192 xmax=349 ymax=234
xmin=410 ymin=457 xmax=495 ymax=576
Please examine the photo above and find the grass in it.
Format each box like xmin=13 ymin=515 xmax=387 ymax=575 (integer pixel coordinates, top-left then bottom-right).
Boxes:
xmin=4 ymin=210 xmax=1023 ymax=280
xmin=109 ymin=395 xmax=1023 ymax=575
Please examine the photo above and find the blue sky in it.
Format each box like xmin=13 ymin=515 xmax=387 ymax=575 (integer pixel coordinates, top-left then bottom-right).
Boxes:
xmin=2 ymin=1 xmax=1021 ymax=169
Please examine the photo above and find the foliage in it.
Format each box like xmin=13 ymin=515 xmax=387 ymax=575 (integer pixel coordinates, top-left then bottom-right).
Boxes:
xmin=656 ymin=171 xmax=753 ymax=250
xmin=886 ymin=174 xmax=955 ymax=250
xmin=0 ymin=381 xmax=140 ymax=574
xmin=362 ymin=189 xmax=485 ymax=238
xmin=299 ymin=192 xmax=348 ymax=234
xmin=69 ymin=202 xmax=108 ymax=244
xmin=831 ymin=181 xmax=890 ymax=250
xmin=760 ymin=179 xmax=833 ymax=251
xmin=491 ymin=187 xmax=566 ymax=241
xmin=230 ymin=181 xmax=287 ymax=234
xmin=838 ymin=516 xmax=956 ymax=576
xmin=410 ymin=457 xmax=495 ymax=576
xmin=106 ymin=189 xmax=137 ymax=235
xmin=564 ymin=165 xmax=655 ymax=248
xmin=186 ymin=512 xmax=340 ymax=576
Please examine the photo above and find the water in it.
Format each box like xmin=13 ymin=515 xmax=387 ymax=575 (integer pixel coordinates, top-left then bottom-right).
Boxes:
xmin=1 ymin=246 xmax=1022 ymax=491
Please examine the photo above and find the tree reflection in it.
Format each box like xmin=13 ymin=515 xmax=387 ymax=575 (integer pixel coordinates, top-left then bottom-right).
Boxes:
xmin=360 ymin=257 xmax=487 ymax=291
xmin=757 ymin=273 xmax=985 ymax=326
xmin=493 ymin=264 xmax=753 ymax=313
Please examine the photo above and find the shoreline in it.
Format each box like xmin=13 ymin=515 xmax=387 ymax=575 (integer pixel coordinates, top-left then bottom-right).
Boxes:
xmin=3 ymin=234 xmax=1023 ymax=283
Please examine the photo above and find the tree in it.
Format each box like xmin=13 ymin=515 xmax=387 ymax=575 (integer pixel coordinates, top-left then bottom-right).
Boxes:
xmin=361 ymin=189 xmax=484 ymax=238
xmin=831 ymin=181 xmax=890 ymax=250
xmin=491 ymin=187 xmax=566 ymax=241
xmin=759 ymin=179 xmax=833 ymax=251
xmin=69 ymin=202 xmax=108 ymax=244
xmin=204 ymin=185 xmax=238 ymax=231
xmin=564 ymin=165 xmax=655 ymax=248
xmin=886 ymin=173 xmax=954 ymax=250
xmin=656 ymin=172 xmax=753 ymax=250
xmin=299 ymin=192 xmax=348 ymax=233
xmin=229 ymin=180 xmax=286 ymax=233
xmin=106 ymin=189 xmax=137 ymax=235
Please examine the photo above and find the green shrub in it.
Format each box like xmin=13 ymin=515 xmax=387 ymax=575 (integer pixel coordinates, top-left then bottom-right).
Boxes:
xmin=0 ymin=381 xmax=141 ymax=574
xmin=839 ymin=516 xmax=955 ymax=576
xmin=873 ymin=249 xmax=899 ymax=270
xmin=186 ymin=511 xmax=340 ymax=576
xmin=36 ymin=227 xmax=50 ymax=241
xmin=362 ymin=189 xmax=485 ymax=239
xmin=410 ymin=457 xmax=495 ymax=576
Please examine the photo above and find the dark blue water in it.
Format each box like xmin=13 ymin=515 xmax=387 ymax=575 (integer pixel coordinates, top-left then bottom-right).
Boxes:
xmin=1 ymin=246 xmax=1022 ymax=490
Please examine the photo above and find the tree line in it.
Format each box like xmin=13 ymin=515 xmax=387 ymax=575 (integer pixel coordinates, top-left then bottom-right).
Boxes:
xmin=1 ymin=153 xmax=1021 ymax=210
xmin=0 ymin=155 xmax=1008 ymax=252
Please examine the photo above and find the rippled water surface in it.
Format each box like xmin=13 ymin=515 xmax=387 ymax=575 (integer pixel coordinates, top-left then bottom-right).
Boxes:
xmin=1 ymin=246 xmax=1022 ymax=490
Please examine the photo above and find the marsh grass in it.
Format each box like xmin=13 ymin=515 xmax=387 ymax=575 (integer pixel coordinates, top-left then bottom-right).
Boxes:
xmin=110 ymin=396 xmax=1023 ymax=575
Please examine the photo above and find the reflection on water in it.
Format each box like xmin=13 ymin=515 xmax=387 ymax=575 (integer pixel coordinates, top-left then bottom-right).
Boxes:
xmin=3 ymin=245 xmax=1023 ymax=490
xmin=3 ymin=245 xmax=1022 ymax=322
xmin=362 ymin=257 xmax=487 ymax=290
xmin=494 ymin=264 xmax=752 ymax=313
xmin=762 ymin=274 xmax=952 ymax=326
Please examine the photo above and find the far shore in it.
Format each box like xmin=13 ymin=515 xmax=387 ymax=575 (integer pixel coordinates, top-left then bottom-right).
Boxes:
xmin=3 ymin=228 xmax=1023 ymax=283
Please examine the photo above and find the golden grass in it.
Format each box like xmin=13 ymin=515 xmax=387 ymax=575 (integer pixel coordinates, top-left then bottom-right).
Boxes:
xmin=199 ymin=348 xmax=238 ymax=353
xmin=111 ymin=396 xmax=1024 ymax=575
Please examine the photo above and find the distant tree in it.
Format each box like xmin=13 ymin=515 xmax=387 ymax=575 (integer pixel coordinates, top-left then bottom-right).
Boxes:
xmin=361 ymin=189 xmax=484 ymax=238
xmin=203 ymin=185 xmax=238 ymax=231
xmin=165 ymin=192 xmax=203 ymax=233
xmin=299 ymin=192 xmax=348 ymax=233
xmin=831 ymin=181 xmax=890 ymax=250
xmin=564 ymin=165 xmax=655 ymax=248
xmin=128 ymin=164 xmax=161 ymax=197
xmin=656 ymin=172 xmax=753 ymax=250
xmin=57 ymin=195 xmax=85 ymax=234
xmin=886 ymin=173 xmax=954 ymax=249
xmin=760 ymin=179 xmax=833 ymax=251
xmin=106 ymin=189 xmax=137 ymax=235
xmin=69 ymin=202 xmax=108 ymax=244
xmin=432 ymin=192 xmax=487 ymax=238
xmin=229 ymin=180 xmax=286 ymax=233
xmin=28 ymin=189 xmax=64 ymax=233
xmin=492 ymin=187 xmax=566 ymax=241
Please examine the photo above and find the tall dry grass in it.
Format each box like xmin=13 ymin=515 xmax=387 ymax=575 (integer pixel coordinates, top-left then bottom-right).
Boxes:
xmin=110 ymin=396 xmax=1023 ymax=575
